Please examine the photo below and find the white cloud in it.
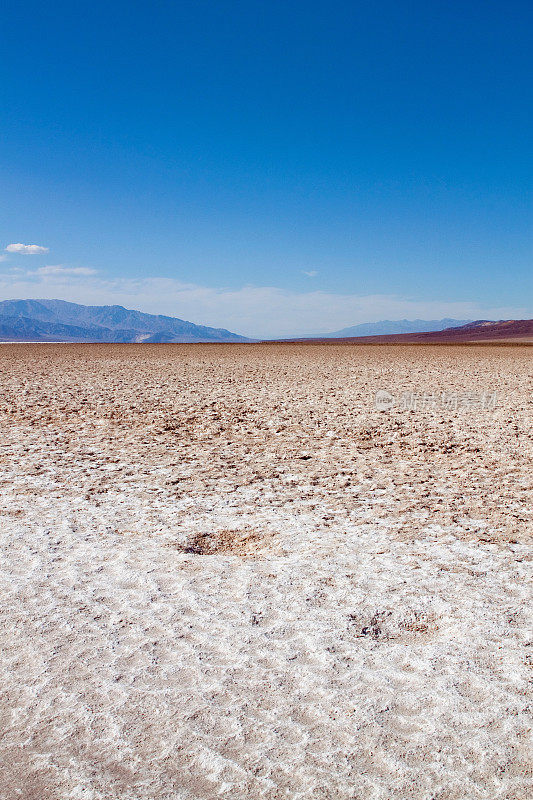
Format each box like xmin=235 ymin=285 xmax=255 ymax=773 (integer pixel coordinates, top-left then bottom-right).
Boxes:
xmin=5 ymin=243 xmax=49 ymax=255
xmin=301 ymin=270 xmax=318 ymax=277
xmin=34 ymin=265 xmax=97 ymax=276
xmin=0 ymin=268 xmax=529 ymax=338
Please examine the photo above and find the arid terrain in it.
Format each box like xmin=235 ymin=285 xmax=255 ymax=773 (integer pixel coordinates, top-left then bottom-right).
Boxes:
xmin=0 ymin=343 xmax=531 ymax=800
xmin=281 ymin=318 xmax=533 ymax=344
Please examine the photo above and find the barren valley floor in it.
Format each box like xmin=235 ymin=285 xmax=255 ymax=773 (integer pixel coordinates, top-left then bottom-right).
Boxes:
xmin=0 ymin=344 xmax=531 ymax=799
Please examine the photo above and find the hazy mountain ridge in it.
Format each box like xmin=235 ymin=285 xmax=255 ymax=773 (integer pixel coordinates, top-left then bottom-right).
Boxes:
xmin=319 ymin=318 xmax=473 ymax=337
xmin=0 ymin=299 xmax=250 ymax=342
xmin=284 ymin=319 xmax=532 ymax=343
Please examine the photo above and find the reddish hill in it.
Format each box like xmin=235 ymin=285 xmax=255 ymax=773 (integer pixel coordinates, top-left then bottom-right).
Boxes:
xmin=276 ymin=319 xmax=533 ymax=344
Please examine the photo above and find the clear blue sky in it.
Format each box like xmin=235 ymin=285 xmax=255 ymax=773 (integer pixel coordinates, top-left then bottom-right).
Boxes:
xmin=1 ymin=1 xmax=531 ymax=336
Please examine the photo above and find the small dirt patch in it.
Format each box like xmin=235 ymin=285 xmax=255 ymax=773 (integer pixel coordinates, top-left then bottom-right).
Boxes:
xmin=182 ymin=528 xmax=270 ymax=557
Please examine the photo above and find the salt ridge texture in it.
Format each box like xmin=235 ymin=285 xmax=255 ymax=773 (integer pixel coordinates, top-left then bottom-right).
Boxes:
xmin=0 ymin=343 xmax=531 ymax=799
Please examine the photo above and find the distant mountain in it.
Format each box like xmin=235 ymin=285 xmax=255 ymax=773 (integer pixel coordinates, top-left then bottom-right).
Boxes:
xmin=0 ymin=299 xmax=250 ymax=343
xmin=282 ymin=319 xmax=533 ymax=344
xmin=318 ymin=318 xmax=473 ymax=338
xmin=406 ymin=319 xmax=533 ymax=342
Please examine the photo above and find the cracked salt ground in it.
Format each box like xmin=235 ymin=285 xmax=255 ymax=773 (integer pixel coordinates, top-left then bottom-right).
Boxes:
xmin=0 ymin=343 xmax=531 ymax=799
xmin=0 ymin=517 xmax=530 ymax=799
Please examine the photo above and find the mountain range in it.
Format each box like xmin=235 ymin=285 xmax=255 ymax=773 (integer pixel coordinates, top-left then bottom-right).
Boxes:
xmin=0 ymin=299 xmax=250 ymax=343
xmin=306 ymin=318 xmax=473 ymax=338
xmin=0 ymin=300 xmax=529 ymax=344
xmin=285 ymin=319 xmax=533 ymax=344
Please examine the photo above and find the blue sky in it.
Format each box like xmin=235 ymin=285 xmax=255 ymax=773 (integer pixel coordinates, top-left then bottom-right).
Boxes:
xmin=1 ymin=0 xmax=531 ymax=336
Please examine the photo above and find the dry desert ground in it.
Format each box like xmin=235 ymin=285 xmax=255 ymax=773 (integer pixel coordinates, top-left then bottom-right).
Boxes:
xmin=0 ymin=343 xmax=531 ymax=800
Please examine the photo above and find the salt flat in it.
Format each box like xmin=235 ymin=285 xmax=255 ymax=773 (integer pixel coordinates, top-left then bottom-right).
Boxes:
xmin=0 ymin=343 xmax=531 ymax=800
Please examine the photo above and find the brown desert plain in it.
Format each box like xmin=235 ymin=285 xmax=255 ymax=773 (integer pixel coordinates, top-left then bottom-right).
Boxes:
xmin=0 ymin=342 xmax=531 ymax=800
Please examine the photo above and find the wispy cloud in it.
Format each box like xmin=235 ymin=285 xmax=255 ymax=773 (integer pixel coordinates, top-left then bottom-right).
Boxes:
xmin=5 ymin=243 xmax=49 ymax=255
xmin=301 ymin=270 xmax=318 ymax=277
xmin=34 ymin=265 xmax=97 ymax=276
xmin=0 ymin=268 xmax=528 ymax=338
